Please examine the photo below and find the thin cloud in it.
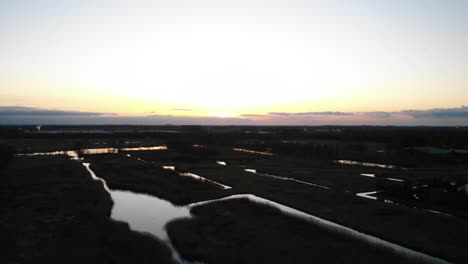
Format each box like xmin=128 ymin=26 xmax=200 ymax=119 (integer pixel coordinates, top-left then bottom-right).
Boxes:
xmin=0 ymin=106 xmax=115 ymax=116
xmin=147 ymin=114 xmax=172 ymax=118
xmin=298 ymin=111 xmax=353 ymax=116
xmin=268 ymin=111 xmax=352 ymax=116
xmin=172 ymin=108 xmax=193 ymax=111
xmin=360 ymin=112 xmax=393 ymax=118
xmin=2 ymin=106 xmax=468 ymax=126
xmin=401 ymin=106 xmax=468 ymax=118
xmin=256 ymin=107 xmax=468 ymax=119
xmin=147 ymin=114 xmax=253 ymax=125
xmin=268 ymin=112 xmax=291 ymax=116
xmin=241 ymin=114 xmax=267 ymax=117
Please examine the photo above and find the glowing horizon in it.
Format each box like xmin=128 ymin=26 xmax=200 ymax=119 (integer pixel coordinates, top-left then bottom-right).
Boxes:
xmin=1 ymin=1 xmax=467 ymax=125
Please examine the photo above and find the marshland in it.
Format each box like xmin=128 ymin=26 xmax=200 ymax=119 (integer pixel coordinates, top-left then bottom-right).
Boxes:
xmin=1 ymin=125 xmax=467 ymax=263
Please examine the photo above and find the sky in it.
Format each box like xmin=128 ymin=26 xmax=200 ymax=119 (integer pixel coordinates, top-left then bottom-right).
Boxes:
xmin=0 ymin=0 xmax=467 ymax=125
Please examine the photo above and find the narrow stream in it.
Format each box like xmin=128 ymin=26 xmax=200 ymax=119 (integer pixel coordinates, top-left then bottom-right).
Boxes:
xmin=360 ymin=173 xmax=405 ymax=182
xmin=81 ymin=161 xmax=196 ymax=264
xmin=232 ymin=148 xmax=274 ymax=156
xmin=17 ymin=145 xmax=168 ymax=156
xmin=189 ymin=194 xmax=450 ymax=264
xmin=126 ymin=154 xmax=232 ymax=190
xmin=244 ymin=168 xmax=332 ymax=190
xmin=356 ymin=191 xmax=381 ymax=200
xmin=355 ymin=189 xmax=453 ymax=217
xmin=18 ymin=150 xmax=452 ymax=263
xmin=335 ymin=160 xmax=401 ymax=169
xmin=355 ymin=172 xmax=453 ymax=216
xmin=178 ymin=172 xmax=232 ymax=189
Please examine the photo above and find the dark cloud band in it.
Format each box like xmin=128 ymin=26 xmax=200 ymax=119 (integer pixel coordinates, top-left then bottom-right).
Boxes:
xmin=1 ymin=106 xmax=467 ymax=125
xmin=0 ymin=106 xmax=114 ymax=117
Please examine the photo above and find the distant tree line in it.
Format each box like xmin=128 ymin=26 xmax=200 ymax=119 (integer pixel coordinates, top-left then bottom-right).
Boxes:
xmin=2 ymin=125 xmax=468 ymax=149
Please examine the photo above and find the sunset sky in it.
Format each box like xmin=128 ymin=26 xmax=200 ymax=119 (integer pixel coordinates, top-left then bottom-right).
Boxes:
xmin=1 ymin=0 xmax=467 ymax=125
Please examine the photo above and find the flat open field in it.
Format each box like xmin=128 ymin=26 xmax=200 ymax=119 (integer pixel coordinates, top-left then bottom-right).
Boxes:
xmin=1 ymin=126 xmax=467 ymax=263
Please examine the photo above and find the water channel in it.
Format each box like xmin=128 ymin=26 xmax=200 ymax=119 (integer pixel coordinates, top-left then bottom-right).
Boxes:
xmin=16 ymin=149 xmax=452 ymax=263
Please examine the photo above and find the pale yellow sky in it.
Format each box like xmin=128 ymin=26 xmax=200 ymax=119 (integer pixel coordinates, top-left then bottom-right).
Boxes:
xmin=1 ymin=74 xmax=466 ymax=117
xmin=0 ymin=1 xmax=467 ymax=124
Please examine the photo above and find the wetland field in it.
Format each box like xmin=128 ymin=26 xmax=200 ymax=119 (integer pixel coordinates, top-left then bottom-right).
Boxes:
xmin=1 ymin=125 xmax=467 ymax=263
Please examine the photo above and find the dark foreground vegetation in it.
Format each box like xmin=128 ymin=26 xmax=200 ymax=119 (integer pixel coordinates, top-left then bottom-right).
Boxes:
xmin=167 ymin=198 xmax=410 ymax=264
xmin=85 ymin=154 xmax=229 ymax=205
xmin=0 ymin=156 xmax=174 ymax=264
xmin=1 ymin=125 xmax=467 ymax=263
xmin=183 ymin=164 xmax=468 ymax=262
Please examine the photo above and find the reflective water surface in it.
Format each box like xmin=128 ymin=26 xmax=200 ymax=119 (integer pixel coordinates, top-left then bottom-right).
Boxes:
xmin=386 ymin=177 xmax=405 ymax=182
xmin=356 ymin=191 xmax=381 ymax=200
xmin=17 ymin=146 xmax=167 ymax=156
xmin=178 ymin=172 xmax=232 ymax=190
xmin=110 ymin=190 xmax=190 ymax=240
xmin=126 ymin=155 xmax=232 ymax=190
xmin=83 ymin=162 xmax=190 ymax=241
xmin=233 ymin=148 xmax=273 ymax=156
xmin=189 ymin=194 xmax=449 ymax=264
xmin=335 ymin=160 xmax=400 ymax=169
xmin=17 ymin=149 xmax=451 ymax=263
xmin=244 ymin=169 xmax=332 ymax=190
xmin=82 ymin=161 xmax=193 ymax=264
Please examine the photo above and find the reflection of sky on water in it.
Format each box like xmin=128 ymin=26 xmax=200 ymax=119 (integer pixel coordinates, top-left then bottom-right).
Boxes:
xmin=82 ymin=162 xmax=193 ymax=263
xmin=17 ymin=146 xmax=167 ymax=156
xmin=110 ymin=190 xmax=190 ymax=241
xmin=83 ymin=162 xmax=189 ymax=241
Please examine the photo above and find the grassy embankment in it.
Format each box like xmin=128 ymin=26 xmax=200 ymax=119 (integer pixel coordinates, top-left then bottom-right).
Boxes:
xmin=85 ymin=148 xmax=467 ymax=263
xmin=186 ymin=163 xmax=468 ymax=263
xmin=167 ymin=198 xmax=412 ymax=264
xmin=0 ymin=156 xmax=175 ymax=264
xmin=83 ymin=154 xmax=230 ymax=205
